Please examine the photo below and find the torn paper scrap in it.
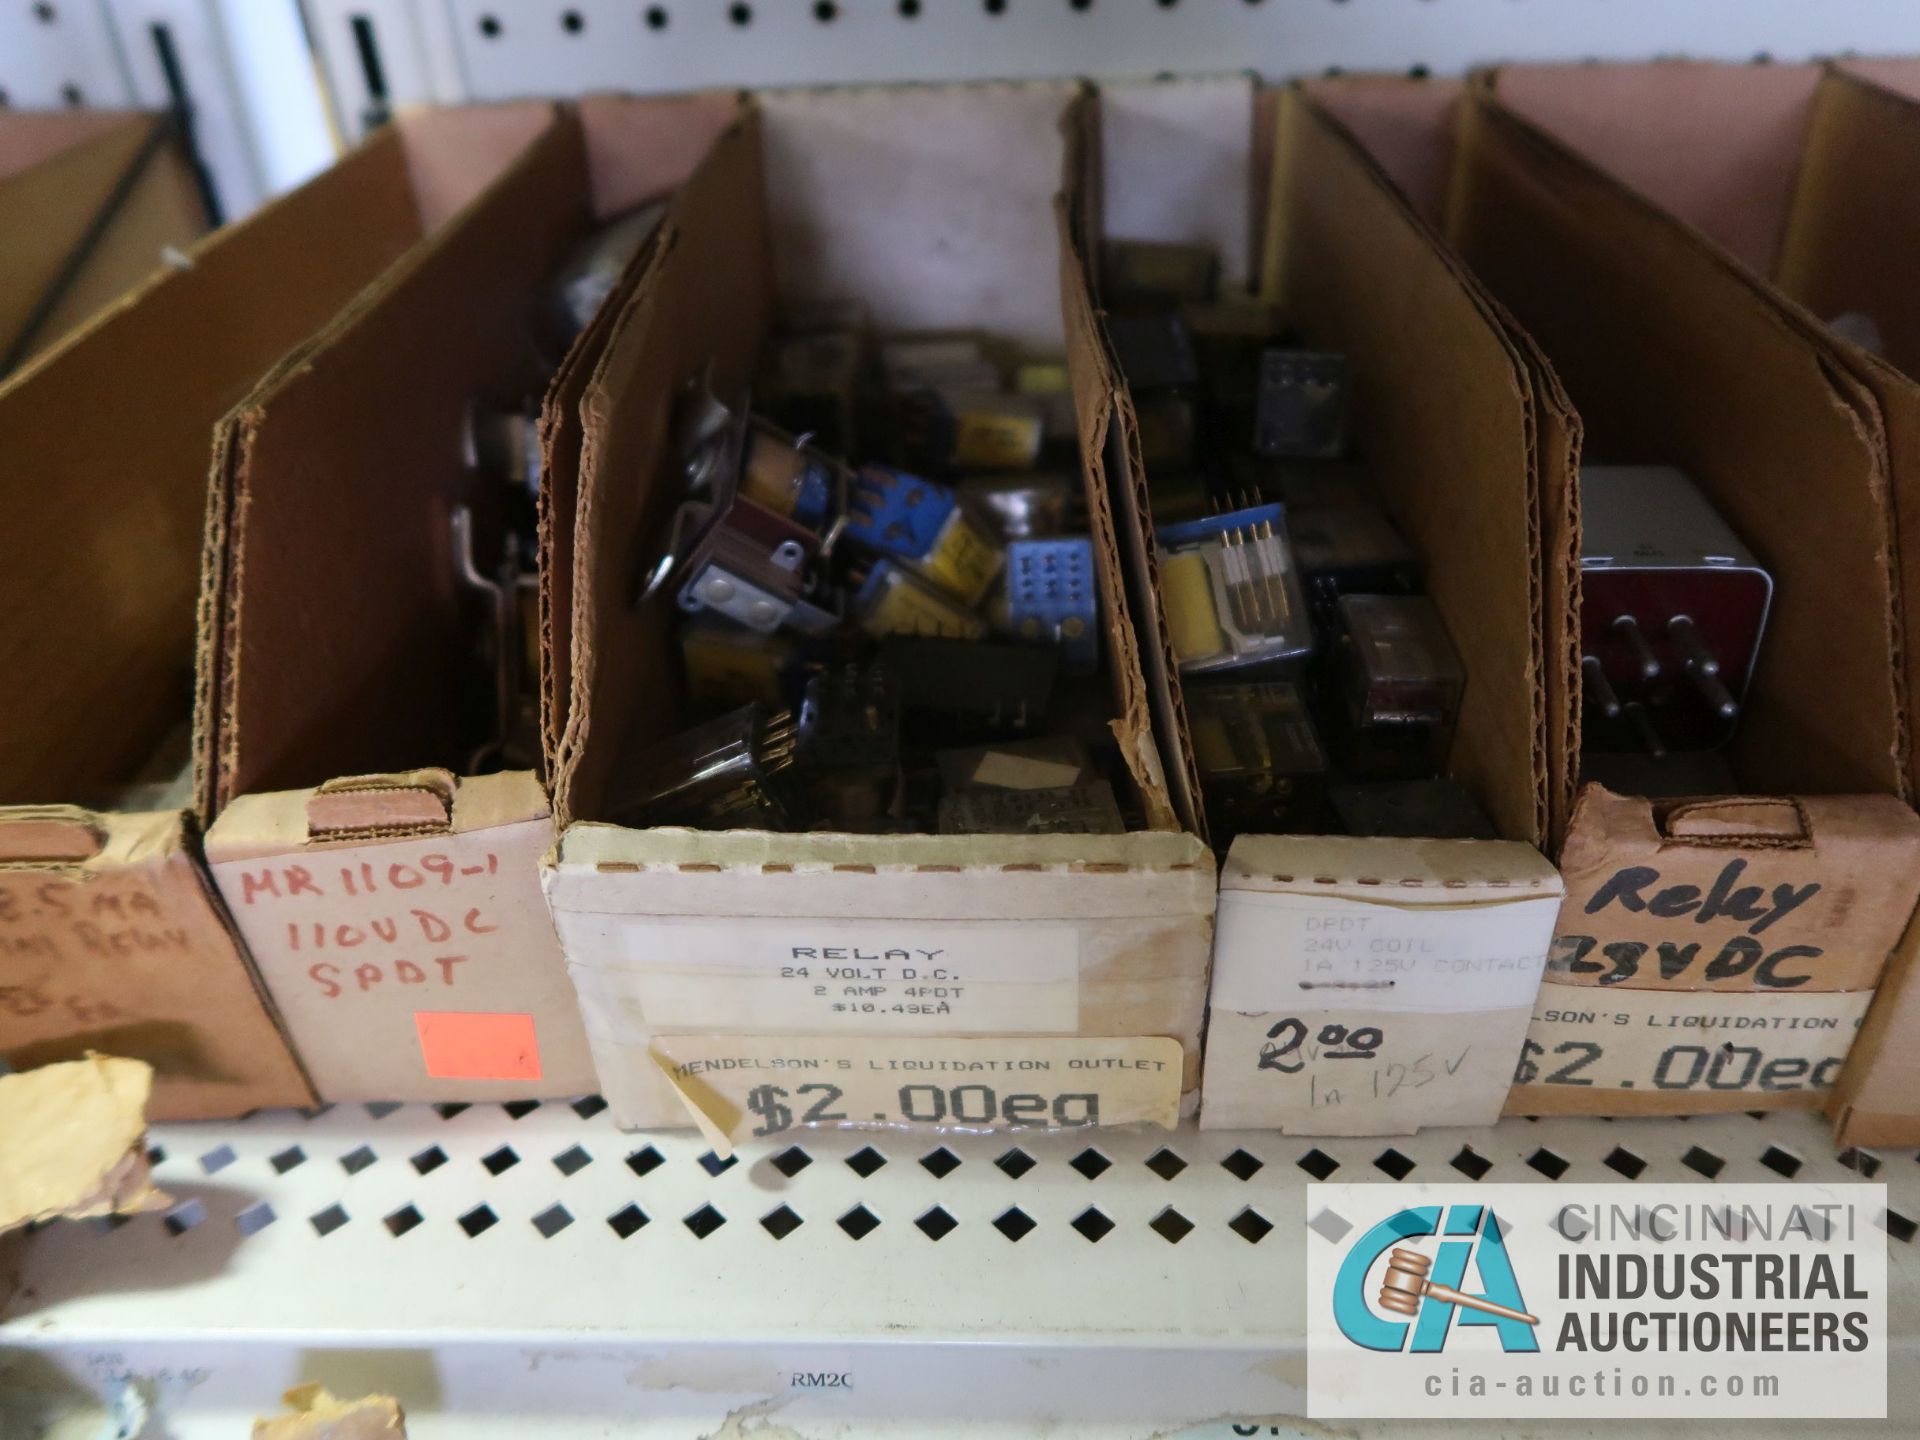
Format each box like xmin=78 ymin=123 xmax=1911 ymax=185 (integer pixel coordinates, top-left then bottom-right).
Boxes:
xmin=253 ymin=1384 xmax=407 ymax=1440
xmin=0 ymin=1054 xmax=166 ymax=1233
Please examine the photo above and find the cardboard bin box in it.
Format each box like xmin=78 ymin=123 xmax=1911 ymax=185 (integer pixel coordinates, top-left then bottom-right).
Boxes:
xmin=1462 ymin=58 xmax=1920 ymax=1143
xmin=0 ymin=104 xmax=556 ymax=1118
xmin=0 ymin=109 xmax=207 ymax=373
xmin=540 ymin=87 xmax=1216 ymax=1140
xmin=1440 ymin=67 xmax=1920 ymax=1115
xmin=1080 ymin=77 xmax=1567 ymax=1134
xmin=200 ymin=96 xmax=739 ymax=1104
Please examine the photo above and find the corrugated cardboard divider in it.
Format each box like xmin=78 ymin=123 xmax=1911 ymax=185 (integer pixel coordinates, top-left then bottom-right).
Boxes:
xmin=6 ymin=124 xmax=424 ymax=807
xmin=198 ymin=102 xmax=572 ymax=812
xmin=0 ymin=112 xmax=206 ymax=370
xmin=540 ymin=93 xmax=743 ymax=816
xmin=1059 ymin=90 xmax=1178 ymax=831
xmin=1453 ymin=83 xmax=1907 ymax=801
xmin=1303 ymin=77 xmax=1586 ymax=848
xmin=1275 ymin=89 xmax=1548 ymax=847
xmin=1486 ymin=62 xmax=1824 ymax=279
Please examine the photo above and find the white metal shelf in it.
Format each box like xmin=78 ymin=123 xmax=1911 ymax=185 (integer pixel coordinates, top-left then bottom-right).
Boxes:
xmin=2 ymin=1100 xmax=1915 ymax=1436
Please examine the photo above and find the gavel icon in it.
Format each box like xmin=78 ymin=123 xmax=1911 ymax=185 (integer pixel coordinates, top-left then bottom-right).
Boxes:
xmin=1379 ymin=1247 xmax=1539 ymax=1325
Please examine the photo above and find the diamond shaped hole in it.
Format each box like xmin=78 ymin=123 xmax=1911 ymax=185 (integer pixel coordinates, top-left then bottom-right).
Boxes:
xmin=1070 ymin=1207 xmax=1114 ymax=1242
xmin=1150 ymin=1207 xmax=1195 ymax=1244
xmin=572 ymin=1095 xmax=609 ymax=1119
xmin=1296 ymin=1147 xmax=1338 ymax=1180
xmin=846 ymin=1146 xmax=887 ymax=1178
xmin=198 ymin=1144 xmax=236 ymax=1176
xmin=502 ymin=1100 xmax=541 ymax=1120
xmin=995 ymin=1148 xmax=1036 ymax=1179
xmin=993 ymin=1207 xmax=1037 ymax=1242
xmin=770 ymin=1146 xmax=812 ymax=1177
xmin=459 ymin=1204 xmax=497 ymax=1237
xmin=553 ymin=1144 xmax=593 ymax=1177
xmin=434 ymin=1102 xmax=470 ymax=1121
xmin=608 ymin=1204 xmax=649 ymax=1238
xmin=235 ymin=1201 xmax=276 ymax=1236
xmin=838 ymin=1204 xmax=881 ymax=1240
xmin=1229 ymin=1207 xmax=1274 ymax=1244
xmin=310 ymin=1204 xmax=349 ymax=1237
xmin=1682 ymin=1145 xmax=1726 ymax=1180
xmin=146 ymin=1144 xmax=167 ymax=1166
xmin=340 ymin=1144 xmax=377 ymax=1175
xmin=1527 ymin=1148 xmax=1570 ymax=1180
xmin=761 ymin=1204 xmax=804 ymax=1239
xmin=532 ymin=1204 xmax=574 ymax=1238
xmin=1603 ymin=1146 xmax=1647 ymax=1180
xmin=915 ymin=1205 xmax=958 ymax=1241
xmin=411 ymin=1145 xmax=447 ymax=1175
xmin=1145 ymin=1147 xmax=1187 ymax=1181
xmin=1882 ymin=1209 xmax=1918 ymax=1244
xmin=1837 ymin=1148 xmax=1883 ymax=1179
xmin=364 ymin=1101 xmax=402 ymax=1120
xmin=482 ymin=1145 xmax=519 ymax=1176
xmin=384 ymin=1204 xmax=422 ymax=1238
xmin=1373 ymin=1147 xmax=1415 ymax=1181
xmin=270 ymin=1145 xmax=307 ymax=1174
xmin=164 ymin=1198 xmax=206 ymax=1236
xmin=919 ymin=1146 xmax=961 ymax=1178
xmin=698 ymin=1150 xmax=739 ymax=1177
xmin=684 ymin=1204 xmax=727 ymax=1238
xmin=626 ymin=1145 xmax=665 ymax=1178
xmin=1450 ymin=1146 xmax=1493 ymax=1181
xmin=1760 ymin=1145 xmax=1803 ymax=1179
xmin=1069 ymin=1148 xmax=1111 ymax=1180
xmin=1221 ymin=1148 xmax=1263 ymax=1181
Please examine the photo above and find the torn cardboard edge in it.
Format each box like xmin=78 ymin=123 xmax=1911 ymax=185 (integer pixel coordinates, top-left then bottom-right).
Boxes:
xmin=253 ymin=1385 xmax=406 ymax=1440
xmin=0 ymin=1055 xmax=167 ymax=1234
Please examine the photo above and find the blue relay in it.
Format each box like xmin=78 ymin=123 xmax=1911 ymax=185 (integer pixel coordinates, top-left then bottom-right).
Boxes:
xmin=1007 ymin=536 xmax=1099 ymax=674
xmin=844 ymin=464 xmax=1002 ymax=605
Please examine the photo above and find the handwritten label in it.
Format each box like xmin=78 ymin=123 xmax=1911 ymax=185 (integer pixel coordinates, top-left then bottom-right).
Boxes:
xmin=1209 ymin=889 xmax=1558 ymax=1015
xmin=0 ymin=869 xmax=188 ymax=1037
xmin=648 ymin=1033 xmax=1180 ymax=1152
xmin=559 ymin=916 xmax=1080 ymax=1034
xmin=1513 ymin=982 xmax=1870 ymax=1096
xmin=210 ymin=816 xmax=590 ymax=1099
xmin=1201 ymin=1008 xmax=1527 ymax=1133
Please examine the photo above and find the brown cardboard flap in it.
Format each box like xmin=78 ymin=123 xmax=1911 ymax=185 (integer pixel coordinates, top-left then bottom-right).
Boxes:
xmin=198 ymin=103 xmax=573 ymax=815
xmin=5 ymin=125 xmax=424 ymax=809
xmin=0 ymin=114 xmax=205 ymax=371
xmin=1058 ymin=93 xmax=1179 ymax=831
xmin=1487 ymin=61 xmax=1822 ymax=277
xmin=0 ymin=805 xmax=105 ymax=863
xmin=1661 ymin=797 xmax=1809 ymax=843
xmin=306 ymin=770 xmax=456 ymax=838
xmin=1272 ymin=90 xmax=1548 ymax=847
xmin=1313 ymin=74 xmax=1586 ymax=847
xmin=552 ymin=113 xmax=774 ymax=824
xmin=1453 ymin=86 xmax=1908 ymax=801
xmin=1309 ymin=75 xmax=1463 ymax=231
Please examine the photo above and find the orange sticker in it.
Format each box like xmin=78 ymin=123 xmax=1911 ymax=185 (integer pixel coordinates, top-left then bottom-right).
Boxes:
xmin=414 ymin=1011 xmax=542 ymax=1082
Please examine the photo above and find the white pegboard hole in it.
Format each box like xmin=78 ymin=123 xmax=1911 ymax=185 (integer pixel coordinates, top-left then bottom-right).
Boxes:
xmin=837 ymin=1204 xmax=880 ymax=1240
xmin=1229 ymin=1207 xmax=1274 ymax=1245
xmin=626 ymin=1145 xmax=666 ymax=1178
xmin=992 ymin=1206 xmax=1036 ymax=1242
xmin=608 ymin=1203 xmax=649 ymax=1238
xmin=914 ymin=1205 xmax=957 ymax=1241
xmin=553 ymin=1144 xmax=593 ymax=1177
xmin=761 ymin=1204 xmax=804 ymax=1239
xmin=683 ymin=1203 xmax=727 ymax=1238
xmin=1070 ymin=1207 xmax=1114 ymax=1243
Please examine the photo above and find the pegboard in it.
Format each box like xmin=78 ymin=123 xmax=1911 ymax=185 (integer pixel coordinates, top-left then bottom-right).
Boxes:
xmin=306 ymin=0 xmax=1920 ymax=144
xmin=2 ymin=1102 xmax=1915 ymax=1436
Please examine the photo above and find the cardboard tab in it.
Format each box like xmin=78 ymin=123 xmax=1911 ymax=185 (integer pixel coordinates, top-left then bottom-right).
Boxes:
xmin=0 ymin=805 xmax=104 ymax=863
xmin=306 ymin=770 xmax=456 ymax=839
xmin=1661 ymin=797 xmax=1809 ymax=843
